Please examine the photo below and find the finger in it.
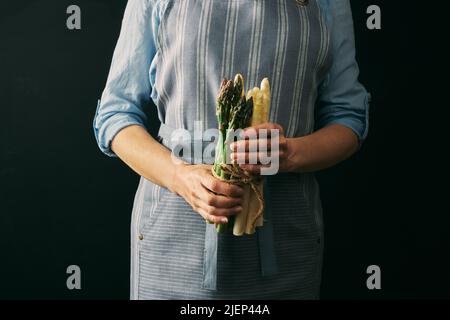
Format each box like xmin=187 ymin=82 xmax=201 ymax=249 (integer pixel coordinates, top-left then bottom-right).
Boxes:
xmin=230 ymin=139 xmax=273 ymax=152
xmin=230 ymin=152 xmax=275 ymax=163
xmin=243 ymin=122 xmax=284 ymax=136
xmin=239 ymin=163 xmax=271 ymax=174
xmin=195 ymin=187 xmax=243 ymax=209
xmin=201 ymin=173 xmax=244 ymax=198
xmin=231 ymin=149 xmax=283 ymax=162
xmin=200 ymin=203 xmax=243 ymax=217
xmin=231 ymin=152 xmax=258 ymax=164
xmin=198 ymin=208 xmax=229 ymax=224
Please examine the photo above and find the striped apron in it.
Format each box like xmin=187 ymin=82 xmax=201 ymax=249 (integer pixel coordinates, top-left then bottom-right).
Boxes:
xmin=131 ymin=0 xmax=332 ymax=299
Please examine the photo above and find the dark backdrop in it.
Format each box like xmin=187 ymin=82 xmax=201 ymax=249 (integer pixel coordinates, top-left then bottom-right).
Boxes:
xmin=0 ymin=0 xmax=448 ymax=299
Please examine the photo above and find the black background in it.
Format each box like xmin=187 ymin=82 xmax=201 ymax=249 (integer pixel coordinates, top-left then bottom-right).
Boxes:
xmin=0 ymin=0 xmax=448 ymax=299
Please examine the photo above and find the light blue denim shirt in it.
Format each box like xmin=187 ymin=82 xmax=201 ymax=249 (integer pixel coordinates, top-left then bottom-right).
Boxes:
xmin=93 ymin=0 xmax=370 ymax=157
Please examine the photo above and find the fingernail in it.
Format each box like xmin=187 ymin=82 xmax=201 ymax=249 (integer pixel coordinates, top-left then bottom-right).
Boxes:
xmin=221 ymin=217 xmax=228 ymax=223
xmin=230 ymin=143 xmax=235 ymax=150
xmin=243 ymin=127 xmax=253 ymax=135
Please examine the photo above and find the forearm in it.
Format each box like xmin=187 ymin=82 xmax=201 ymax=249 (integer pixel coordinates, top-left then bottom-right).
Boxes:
xmin=111 ymin=125 xmax=182 ymax=193
xmin=286 ymin=124 xmax=359 ymax=173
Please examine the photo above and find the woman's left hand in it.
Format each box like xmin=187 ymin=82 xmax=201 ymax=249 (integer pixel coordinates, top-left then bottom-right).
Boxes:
xmin=230 ymin=122 xmax=294 ymax=175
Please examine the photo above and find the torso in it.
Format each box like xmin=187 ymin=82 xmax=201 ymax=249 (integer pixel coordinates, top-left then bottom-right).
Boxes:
xmin=131 ymin=0 xmax=331 ymax=299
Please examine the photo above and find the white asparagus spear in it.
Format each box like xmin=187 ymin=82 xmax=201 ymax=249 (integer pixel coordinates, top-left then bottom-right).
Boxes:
xmin=260 ymin=78 xmax=271 ymax=123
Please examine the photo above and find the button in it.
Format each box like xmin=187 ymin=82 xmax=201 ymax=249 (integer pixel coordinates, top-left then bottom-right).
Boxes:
xmin=138 ymin=234 xmax=144 ymax=240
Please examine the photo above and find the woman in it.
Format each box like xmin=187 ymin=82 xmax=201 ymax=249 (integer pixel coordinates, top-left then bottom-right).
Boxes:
xmin=93 ymin=0 xmax=369 ymax=299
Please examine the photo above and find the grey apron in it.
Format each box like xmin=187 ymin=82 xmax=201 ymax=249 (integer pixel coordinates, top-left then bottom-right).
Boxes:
xmin=131 ymin=0 xmax=331 ymax=299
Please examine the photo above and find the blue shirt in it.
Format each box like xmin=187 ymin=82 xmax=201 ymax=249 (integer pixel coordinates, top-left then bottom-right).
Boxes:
xmin=93 ymin=0 xmax=370 ymax=157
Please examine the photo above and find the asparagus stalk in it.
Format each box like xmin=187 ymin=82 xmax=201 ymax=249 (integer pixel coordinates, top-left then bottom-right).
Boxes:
xmin=255 ymin=78 xmax=271 ymax=228
xmin=214 ymin=80 xmax=233 ymax=179
xmin=243 ymin=78 xmax=271 ymax=233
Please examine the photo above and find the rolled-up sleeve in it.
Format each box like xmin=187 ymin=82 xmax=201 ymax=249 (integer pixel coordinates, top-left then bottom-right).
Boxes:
xmin=93 ymin=0 xmax=157 ymax=157
xmin=316 ymin=0 xmax=370 ymax=144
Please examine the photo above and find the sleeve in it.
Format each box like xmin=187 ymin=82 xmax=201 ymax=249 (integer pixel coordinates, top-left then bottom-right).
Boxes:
xmin=93 ymin=0 xmax=157 ymax=157
xmin=315 ymin=0 xmax=370 ymax=144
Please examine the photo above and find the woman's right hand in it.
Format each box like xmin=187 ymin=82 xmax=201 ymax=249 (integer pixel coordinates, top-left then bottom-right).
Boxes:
xmin=172 ymin=164 xmax=244 ymax=224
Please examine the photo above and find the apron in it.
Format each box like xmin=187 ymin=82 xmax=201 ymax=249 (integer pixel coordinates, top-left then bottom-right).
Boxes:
xmin=131 ymin=0 xmax=331 ymax=299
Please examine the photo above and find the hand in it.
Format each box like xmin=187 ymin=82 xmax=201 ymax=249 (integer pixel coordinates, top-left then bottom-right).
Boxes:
xmin=173 ymin=164 xmax=244 ymax=224
xmin=230 ymin=122 xmax=294 ymax=174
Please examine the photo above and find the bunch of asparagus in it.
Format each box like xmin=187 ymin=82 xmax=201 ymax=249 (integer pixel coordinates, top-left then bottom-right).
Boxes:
xmin=213 ymin=73 xmax=271 ymax=235
xmin=213 ymin=74 xmax=253 ymax=233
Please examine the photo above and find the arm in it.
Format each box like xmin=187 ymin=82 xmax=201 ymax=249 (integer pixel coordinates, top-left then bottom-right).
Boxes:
xmin=233 ymin=0 xmax=369 ymax=174
xmin=111 ymin=125 xmax=179 ymax=192
xmin=232 ymin=123 xmax=358 ymax=174
xmin=299 ymin=0 xmax=370 ymax=172
xmin=94 ymin=1 xmax=243 ymax=223
xmin=286 ymin=124 xmax=358 ymax=172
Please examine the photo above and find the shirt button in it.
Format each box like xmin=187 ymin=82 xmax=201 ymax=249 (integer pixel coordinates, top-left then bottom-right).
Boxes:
xmin=138 ymin=234 xmax=144 ymax=240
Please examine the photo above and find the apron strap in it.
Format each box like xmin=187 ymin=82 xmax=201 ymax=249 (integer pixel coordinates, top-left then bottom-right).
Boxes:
xmin=202 ymin=223 xmax=218 ymax=290
xmin=157 ymin=123 xmax=278 ymax=290
xmin=257 ymin=177 xmax=279 ymax=277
